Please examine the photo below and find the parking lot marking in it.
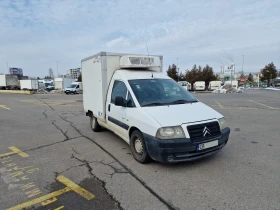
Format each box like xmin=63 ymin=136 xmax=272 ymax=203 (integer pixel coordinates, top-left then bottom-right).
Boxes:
xmin=41 ymin=197 xmax=57 ymax=206
xmin=56 ymin=175 xmax=95 ymax=200
xmin=214 ymin=100 xmax=224 ymax=108
xmin=0 ymin=147 xmax=29 ymax=158
xmin=249 ymin=100 xmax=276 ymax=109
xmin=8 ymin=187 xmax=71 ymax=210
xmin=0 ymin=105 xmax=11 ymax=110
xmin=8 ymin=175 xmax=95 ymax=210
xmin=54 ymin=206 xmax=65 ymax=210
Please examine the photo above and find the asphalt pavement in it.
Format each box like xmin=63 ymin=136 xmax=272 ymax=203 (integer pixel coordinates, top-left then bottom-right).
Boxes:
xmin=0 ymin=89 xmax=279 ymax=210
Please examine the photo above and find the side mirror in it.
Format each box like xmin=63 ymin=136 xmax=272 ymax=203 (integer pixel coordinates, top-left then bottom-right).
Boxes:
xmin=115 ymin=96 xmax=126 ymax=107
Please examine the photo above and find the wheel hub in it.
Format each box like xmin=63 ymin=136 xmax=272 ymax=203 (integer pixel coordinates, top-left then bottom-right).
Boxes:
xmin=135 ymin=138 xmax=143 ymax=154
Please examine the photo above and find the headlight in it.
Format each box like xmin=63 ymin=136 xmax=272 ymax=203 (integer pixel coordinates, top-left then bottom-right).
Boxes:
xmin=218 ymin=118 xmax=227 ymax=130
xmin=156 ymin=126 xmax=185 ymax=139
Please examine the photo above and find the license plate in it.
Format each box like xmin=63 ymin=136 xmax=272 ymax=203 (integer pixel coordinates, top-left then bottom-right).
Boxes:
xmin=197 ymin=140 xmax=218 ymax=151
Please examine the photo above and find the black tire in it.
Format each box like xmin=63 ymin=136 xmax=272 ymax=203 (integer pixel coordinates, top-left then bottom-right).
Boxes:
xmin=130 ymin=130 xmax=151 ymax=164
xmin=90 ymin=116 xmax=101 ymax=132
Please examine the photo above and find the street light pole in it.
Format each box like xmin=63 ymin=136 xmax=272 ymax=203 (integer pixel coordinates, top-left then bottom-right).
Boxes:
xmin=56 ymin=61 xmax=59 ymax=78
xmin=242 ymin=55 xmax=244 ymax=74
xmin=230 ymin=64 xmax=233 ymax=86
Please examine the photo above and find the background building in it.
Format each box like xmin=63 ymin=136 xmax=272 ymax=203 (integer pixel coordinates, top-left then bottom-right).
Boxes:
xmin=49 ymin=68 xmax=54 ymax=78
xmin=68 ymin=68 xmax=81 ymax=79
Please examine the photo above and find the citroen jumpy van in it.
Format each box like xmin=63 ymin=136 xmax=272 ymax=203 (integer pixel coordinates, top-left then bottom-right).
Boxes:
xmin=82 ymin=52 xmax=230 ymax=164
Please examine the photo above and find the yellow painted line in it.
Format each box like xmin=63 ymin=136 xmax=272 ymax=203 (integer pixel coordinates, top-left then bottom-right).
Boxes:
xmin=8 ymin=176 xmax=95 ymax=210
xmin=249 ymin=100 xmax=276 ymax=110
xmin=0 ymin=105 xmax=11 ymax=110
xmin=57 ymin=175 xmax=95 ymax=200
xmin=7 ymin=187 xmax=71 ymax=210
xmin=41 ymin=197 xmax=57 ymax=206
xmin=54 ymin=206 xmax=65 ymax=210
xmin=214 ymin=100 xmax=224 ymax=109
xmin=0 ymin=147 xmax=29 ymax=158
xmin=9 ymin=146 xmax=29 ymax=157
xmin=0 ymin=151 xmax=15 ymax=158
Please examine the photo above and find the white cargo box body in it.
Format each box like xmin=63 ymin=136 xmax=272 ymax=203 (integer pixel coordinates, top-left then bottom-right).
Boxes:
xmin=54 ymin=78 xmax=75 ymax=90
xmin=20 ymin=80 xmax=39 ymax=90
xmin=0 ymin=75 xmax=18 ymax=87
xmin=82 ymin=52 xmax=163 ymax=121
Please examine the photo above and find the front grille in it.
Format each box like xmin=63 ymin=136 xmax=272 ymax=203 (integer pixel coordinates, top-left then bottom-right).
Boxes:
xmin=187 ymin=121 xmax=221 ymax=142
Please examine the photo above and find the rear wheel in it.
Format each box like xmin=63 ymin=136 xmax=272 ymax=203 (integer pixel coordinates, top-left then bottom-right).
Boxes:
xmin=90 ymin=116 xmax=101 ymax=132
xmin=130 ymin=130 xmax=151 ymax=164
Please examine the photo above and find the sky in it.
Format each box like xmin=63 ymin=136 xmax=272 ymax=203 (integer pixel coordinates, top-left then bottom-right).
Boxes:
xmin=0 ymin=0 xmax=280 ymax=77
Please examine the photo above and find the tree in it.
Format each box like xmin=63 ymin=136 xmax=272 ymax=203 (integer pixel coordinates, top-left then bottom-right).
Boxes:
xmin=260 ymin=62 xmax=277 ymax=85
xmin=166 ymin=64 xmax=178 ymax=81
xmin=37 ymin=77 xmax=41 ymax=80
xmin=247 ymin=73 xmax=253 ymax=83
xmin=201 ymin=64 xmax=217 ymax=86
xmin=184 ymin=64 xmax=198 ymax=85
xmin=77 ymin=74 xmax=82 ymax=82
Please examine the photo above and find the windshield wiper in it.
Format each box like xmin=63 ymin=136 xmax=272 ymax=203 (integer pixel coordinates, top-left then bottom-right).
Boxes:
xmin=142 ymin=102 xmax=167 ymax=107
xmin=169 ymin=100 xmax=198 ymax=104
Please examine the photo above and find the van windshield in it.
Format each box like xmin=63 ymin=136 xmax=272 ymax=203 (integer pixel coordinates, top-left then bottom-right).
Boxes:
xmin=67 ymin=84 xmax=77 ymax=88
xmin=128 ymin=79 xmax=198 ymax=107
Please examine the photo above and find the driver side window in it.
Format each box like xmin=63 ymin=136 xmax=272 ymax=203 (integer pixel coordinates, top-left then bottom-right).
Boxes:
xmin=111 ymin=80 xmax=127 ymax=104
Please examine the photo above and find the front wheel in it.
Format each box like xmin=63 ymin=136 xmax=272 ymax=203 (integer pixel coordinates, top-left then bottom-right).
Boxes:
xmin=130 ymin=130 xmax=151 ymax=164
xmin=90 ymin=116 xmax=101 ymax=132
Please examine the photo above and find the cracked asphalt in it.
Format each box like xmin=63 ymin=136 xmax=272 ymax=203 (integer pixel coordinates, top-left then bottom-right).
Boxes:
xmin=0 ymin=90 xmax=280 ymax=210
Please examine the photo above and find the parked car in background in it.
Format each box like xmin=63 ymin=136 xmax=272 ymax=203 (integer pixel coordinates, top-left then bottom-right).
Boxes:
xmin=194 ymin=81 xmax=206 ymax=91
xmin=54 ymin=78 xmax=75 ymax=90
xmin=65 ymin=82 xmax=83 ymax=94
xmin=208 ymin=81 xmax=222 ymax=91
xmin=178 ymin=81 xmax=190 ymax=90
xmin=225 ymin=80 xmax=238 ymax=88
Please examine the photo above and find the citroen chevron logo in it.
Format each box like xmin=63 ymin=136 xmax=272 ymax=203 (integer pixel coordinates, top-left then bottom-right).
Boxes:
xmin=203 ymin=126 xmax=211 ymax=136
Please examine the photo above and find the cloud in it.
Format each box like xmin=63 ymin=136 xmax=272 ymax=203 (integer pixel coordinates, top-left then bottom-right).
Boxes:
xmin=0 ymin=0 xmax=279 ymax=77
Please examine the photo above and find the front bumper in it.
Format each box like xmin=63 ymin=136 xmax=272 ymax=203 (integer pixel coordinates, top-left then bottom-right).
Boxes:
xmin=65 ymin=90 xmax=75 ymax=94
xmin=143 ymin=127 xmax=230 ymax=163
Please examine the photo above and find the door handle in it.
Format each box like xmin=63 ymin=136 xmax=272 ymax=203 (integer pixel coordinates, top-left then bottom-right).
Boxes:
xmin=108 ymin=104 xmax=111 ymax=112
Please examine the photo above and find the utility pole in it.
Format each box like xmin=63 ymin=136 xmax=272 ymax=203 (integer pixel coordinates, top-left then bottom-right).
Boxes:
xmin=230 ymin=64 xmax=233 ymax=86
xmin=56 ymin=61 xmax=59 ymax=78
xmin=242 ymin=55 xmax=244 ymax=74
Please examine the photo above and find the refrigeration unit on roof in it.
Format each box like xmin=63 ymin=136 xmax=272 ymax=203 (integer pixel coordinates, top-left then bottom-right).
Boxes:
xmin=120 ymin=55 xmax=161 ymax=69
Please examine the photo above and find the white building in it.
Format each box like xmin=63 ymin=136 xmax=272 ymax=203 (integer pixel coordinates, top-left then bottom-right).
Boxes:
xmin=68 ymin=68 xmax=81 ymax=79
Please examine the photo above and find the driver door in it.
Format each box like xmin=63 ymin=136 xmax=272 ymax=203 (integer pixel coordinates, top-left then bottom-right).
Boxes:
xmin=107 ymin=80 xmax=128 ymax=140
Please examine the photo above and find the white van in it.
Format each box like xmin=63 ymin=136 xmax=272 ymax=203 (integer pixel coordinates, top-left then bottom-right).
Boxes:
xmin=225 ymin=80 xmax=238 ymax=88
xmin=65 ymin=82 xmax=83 ymax=94
xmin=83 ymin=52 xmax=230 ymax=164
xmin=209 ymin=81 xmax=222 ymax=91
xmin=178 ymin=81 xmax=190 ymax=90
xmin=194 ymin=81 xmax=206 ymax=91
